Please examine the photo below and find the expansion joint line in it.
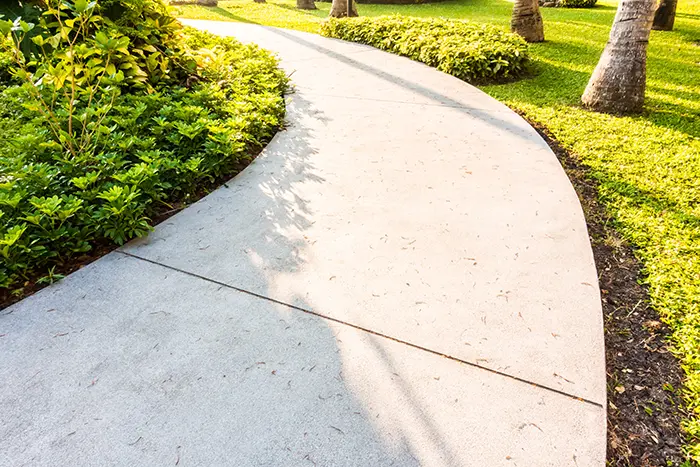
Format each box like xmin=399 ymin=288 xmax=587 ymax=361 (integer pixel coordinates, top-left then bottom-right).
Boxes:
xmin=117 ymin=250 xmax=603 ymax=409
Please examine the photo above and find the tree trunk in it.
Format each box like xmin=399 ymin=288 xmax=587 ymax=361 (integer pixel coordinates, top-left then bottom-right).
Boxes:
xmin=329 ymin=0 xmax=358 ymax=17
xmin=652 ymin=0 xmax=677 ymax=30
xmin=511 ymin=0 xmax=544 ymax=43
xmin=297 ymin=0 xmax=317 ymax=8
xmin=581 ymin=0 xmax=656 ymax=113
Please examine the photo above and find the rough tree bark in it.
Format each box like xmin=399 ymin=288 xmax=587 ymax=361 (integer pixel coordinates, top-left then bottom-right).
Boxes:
xmin=581 ymin=0 xmax=657 ymax=113
xmin=511 ymin=0 xmax=544 ymax=43
xmin=297 ymin=0 xmax=317 ymax=8
xmin=652 ymin=0 xmax=677 ymax=30
xmin=329 ymin=0 xmax=358 ymax=17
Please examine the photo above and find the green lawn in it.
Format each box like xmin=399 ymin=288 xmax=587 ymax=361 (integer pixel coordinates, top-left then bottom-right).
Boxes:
xmin=173 ymin=0 xmax=700 ymax=460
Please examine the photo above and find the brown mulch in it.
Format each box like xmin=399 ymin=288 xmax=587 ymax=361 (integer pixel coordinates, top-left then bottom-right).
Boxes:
xmin=527 ymin=117 xmax=687 ymax=466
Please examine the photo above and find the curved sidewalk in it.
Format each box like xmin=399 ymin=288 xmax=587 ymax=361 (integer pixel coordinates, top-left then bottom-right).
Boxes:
xmin=0 ymin=21 xmax=605 ymax=466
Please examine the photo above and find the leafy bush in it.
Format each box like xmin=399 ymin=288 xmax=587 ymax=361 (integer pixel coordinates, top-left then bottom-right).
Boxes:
xmin=0 ymin=35 xmax=11 ymax=82
xmin=1 ymin=0 xmax=194 ymax=89
xmin=558 ymin=0 xmax=597 ymax=8
xmin=320 ymin=16 xmax=529 ymax=82
xmin=97 ymin=0 xmax=194 ymax=87
xmin=0 ymin=1 xmax=287 ymax=292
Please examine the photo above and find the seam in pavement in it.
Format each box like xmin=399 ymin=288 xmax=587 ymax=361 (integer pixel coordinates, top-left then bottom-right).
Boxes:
xmin=118 ymin=249 xmax=604 ymax=409
xmin=289 ymin=89 xmax=514 ymax=113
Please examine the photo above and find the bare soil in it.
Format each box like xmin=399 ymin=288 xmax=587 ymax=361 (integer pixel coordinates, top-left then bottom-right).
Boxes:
xmin=528 ymin=117 xmax=687 ymax=466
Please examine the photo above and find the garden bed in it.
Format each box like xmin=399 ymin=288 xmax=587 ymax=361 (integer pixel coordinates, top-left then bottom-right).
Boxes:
xmin=0 ymin=1 xmax=287 ymax=305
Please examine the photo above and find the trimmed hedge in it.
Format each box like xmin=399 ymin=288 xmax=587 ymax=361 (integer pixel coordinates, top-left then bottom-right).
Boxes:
xmin=320 ymin=16 xmax=529 ymax=82
xmin=320 ymin=0 xmax=450 ymax=3
xmin=0 ymin=2 xmax=287 ymax=294
xmin=558 ymin=0 xmax=597 ymax=7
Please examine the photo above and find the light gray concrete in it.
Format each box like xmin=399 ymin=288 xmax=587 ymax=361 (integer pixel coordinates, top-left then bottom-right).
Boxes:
xmin=1 ymin=254 xmax=602 ymax=466
xmin=128 ymin=22 xmax=606 ymax=403
xmin=1 ymin=21 xmax=606 ymax=466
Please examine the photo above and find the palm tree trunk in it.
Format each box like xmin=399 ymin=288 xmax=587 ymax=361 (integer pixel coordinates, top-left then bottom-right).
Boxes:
xmin=652 ymin=0 xmax=677 ymax=30
xmin=511 ymin=0 xmax=544 ymax=43
xmin=297 ymin=0 xmax=317 ymax=8
xmin=329 ymin=0 xmax=358 ymax=17
xmin=581 ymin=0 xmax=656 ymax=113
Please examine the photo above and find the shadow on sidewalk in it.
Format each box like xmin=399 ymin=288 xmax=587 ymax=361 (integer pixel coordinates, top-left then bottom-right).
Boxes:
xmin=262 ymin=26 xmax=542 ymax=147
xmin=0 ymin=92 xmax=462 ymax=466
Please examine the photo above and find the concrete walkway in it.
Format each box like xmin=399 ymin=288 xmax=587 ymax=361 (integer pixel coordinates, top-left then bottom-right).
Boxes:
xmin=0 ymin=21 xmax=606 ymax=466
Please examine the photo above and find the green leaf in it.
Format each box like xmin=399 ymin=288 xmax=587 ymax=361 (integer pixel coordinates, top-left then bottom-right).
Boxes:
xmin=74 ymin=0 xmax=89 ymax=13
xmin=0 ymin=225 xmax=27 ymax=248
xmin=19 ymin=20 xmax=34 ymax=33
xmin=95 ymin=31 xmax=109 ymax=46
xmin=0 ymin=19 xmax=12 ymax=36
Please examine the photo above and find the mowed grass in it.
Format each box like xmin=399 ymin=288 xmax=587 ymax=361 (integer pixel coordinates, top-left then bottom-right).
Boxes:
xmin=174 ymin=0 xmax=700 ymax=459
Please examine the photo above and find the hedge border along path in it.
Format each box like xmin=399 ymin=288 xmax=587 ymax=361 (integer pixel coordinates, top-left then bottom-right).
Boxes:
xmin=320 ymin=16 xmax=529 ymax=83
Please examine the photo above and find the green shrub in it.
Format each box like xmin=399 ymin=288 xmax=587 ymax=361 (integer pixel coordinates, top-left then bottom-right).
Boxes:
xmin=1 ymin=0 xmax=194 ymax=89
xmin=0 ymin=2 xmax=287 ymax=292
xmin=97 ymin=0 xmax=195 ymax=87
xmin=0 ymin=34 xmax=11 ymax=82
xmin=320 ymin=16 xmax=529 ymax=82
xmin=0 ymin=3 xmax=42 ymax=61
xmin=558 ymin=0 xmax=597 ymax=8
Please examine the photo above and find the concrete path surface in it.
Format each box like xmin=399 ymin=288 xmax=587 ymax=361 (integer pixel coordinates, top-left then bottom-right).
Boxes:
xmin=1 ymin=21 xmax=606 ymax=466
